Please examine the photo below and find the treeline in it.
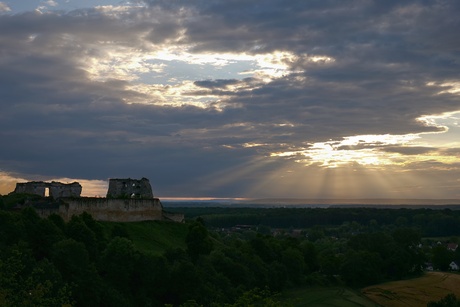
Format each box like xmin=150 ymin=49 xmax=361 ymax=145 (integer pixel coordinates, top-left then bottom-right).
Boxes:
xmin=169 ymin=206 xmax=460 ymax=237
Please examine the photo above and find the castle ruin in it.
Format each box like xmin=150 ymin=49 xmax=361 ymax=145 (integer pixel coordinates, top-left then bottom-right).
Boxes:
xmin=13 ymin=178 xmax=183 ymax=223
xmin=14 ymin=181 xmax=82 ymax=198
xmin=107 ymin=178 xmax=153 ymax=199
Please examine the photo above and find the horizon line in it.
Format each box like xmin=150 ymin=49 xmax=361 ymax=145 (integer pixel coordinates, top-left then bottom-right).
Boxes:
xmin=159 ymin=197 xmax=460 ymax=203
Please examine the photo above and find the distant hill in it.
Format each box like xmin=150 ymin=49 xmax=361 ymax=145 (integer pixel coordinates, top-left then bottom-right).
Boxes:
xmin=163 ymin=198 xmax=460 ymax=209
xmin=243 ymin=198 xmax=460 ymax=206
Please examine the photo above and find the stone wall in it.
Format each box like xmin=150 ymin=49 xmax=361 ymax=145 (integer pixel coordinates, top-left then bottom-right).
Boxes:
xmin=107 ymin=178 xmax=154 ymax=199
xmin=34 ymin=207 xmax=60 ymax=219
xmin=162 ymin=211 xmax=186 ymax=223
xmin=14 ymin=181 xmax=82 ymax=198
xmin=59 ymin=198 xmax=165 ymax=222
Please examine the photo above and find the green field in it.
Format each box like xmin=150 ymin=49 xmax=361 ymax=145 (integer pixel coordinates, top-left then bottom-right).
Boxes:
xmin=278 ymin=272 xmax=460 ymax=307
xmin=280 ymin=287 xmax=380 ymax=307
xmin=362 ymin=272 xmax=460 ymax=307
xmin=100 ymin=220 xmax=189 ymax=254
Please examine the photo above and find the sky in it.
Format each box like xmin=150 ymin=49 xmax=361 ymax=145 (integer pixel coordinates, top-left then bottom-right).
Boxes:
xmin=1 ymin=0 xmax=460 ymax=199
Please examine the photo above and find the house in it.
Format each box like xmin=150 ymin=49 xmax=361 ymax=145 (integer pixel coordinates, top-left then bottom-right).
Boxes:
xmin=447 ymin=243 xmax=458 ymax=251
xmin=449 ymin=261 xmax=459 ymax=271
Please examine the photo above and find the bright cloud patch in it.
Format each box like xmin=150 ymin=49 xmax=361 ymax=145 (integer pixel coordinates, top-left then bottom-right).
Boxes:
xmin=271 ymin=133 xmax=421 ymax=167
xmin=271 ymin=111 xmax=460 ymax=168
xmin=427 ymin=81 xmax=460 ymax=95
xmin=82 ymin=40 xmax=334 ymax=108
xmin=0 ymin=2 xmax=10 ymax=12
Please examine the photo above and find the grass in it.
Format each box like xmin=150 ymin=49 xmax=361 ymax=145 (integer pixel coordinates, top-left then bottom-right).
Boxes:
xmin=279 ymin=287 xmax=380 ymax=307
xmin=100 ymin=220 xmax=189 ymax=255
xmin=362 ymin=272 xmax=460 ymax=307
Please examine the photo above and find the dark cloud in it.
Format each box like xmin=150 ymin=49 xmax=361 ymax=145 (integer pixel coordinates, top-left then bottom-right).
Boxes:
xmin=439 ymin=148 xmax=460 ymax=157
xmin=380 ymin=146 xmax=436 ymax=155
xmin=1 ymin=1 xmax=460 ymax=197
xmin=194 ymin=79 xmax=240 ymax=89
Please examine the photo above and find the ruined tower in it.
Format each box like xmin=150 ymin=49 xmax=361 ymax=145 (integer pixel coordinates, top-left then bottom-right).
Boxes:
xmin=106 ymin=177 xmax=154 ymax=199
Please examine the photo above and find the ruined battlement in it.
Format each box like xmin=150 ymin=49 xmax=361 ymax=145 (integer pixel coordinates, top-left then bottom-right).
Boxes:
xmin=14 ymin=181 xmax=82 ymax=198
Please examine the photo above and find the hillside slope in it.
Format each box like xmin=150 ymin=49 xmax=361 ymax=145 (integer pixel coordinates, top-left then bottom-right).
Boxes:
xmin=100 ymin=220 xmax=188 ymax=255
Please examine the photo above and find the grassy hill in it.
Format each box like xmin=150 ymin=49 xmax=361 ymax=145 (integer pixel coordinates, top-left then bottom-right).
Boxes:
xmin=362 ymin=272 xmax=460 ymax=307
xmin=100 ymin=220 xmax=189 ymax=255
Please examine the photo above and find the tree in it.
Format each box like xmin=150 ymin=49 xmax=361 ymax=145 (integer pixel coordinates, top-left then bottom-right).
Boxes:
xmin=318 ymin=249 xmax=342 ymax=277
xmin=340 ymin=250 xmax=382 ymax=286
xmin=47 ymin=213 xmax=66 ymax=232
xmin=257 ymin=224 xmax=271 ymax=235
xmin=427 ymin=294 xmax=460 ymax=307
xmin=230 ymin=287 xmax=284 ymax=307
xmin=51 ymin=239 xmax=101 ymax=306
xmin=186 ymin=222 xmax=213 ymax=263
xmin=432 ymin=245 xmax=453 ymax=271
xmin=100 ymin=237 xmax=139 ymax=295
xmin=0 ymin=210 xmax=24 ymax=245
xmin=267 ymin=261 xmax=288 ymax=291
xmin=281 ymin=247 xmax=305 ymax=284
xmin=387 ymin=228 xmax=423 ymax=278
xmin=391 ymin=227 xmax=421 ymax=247
xmin=134 ymin=254 xmax=170 ymax=306
xmin=79 ymin=212 xmax=106 ymax=251
xmin=210 ymin=250 xmax=252 ymax=288
xmin=385 ymin=247 xmax=413 ymax=279
xmin=300 ymin=241 xmax=319 ymax=274
xmin=0 ymin=247 xmax=72 ymax=307
xmin=307 ymin=226 xmax=324 ymax=242
xmin=250 ymin=236 xmax=275 ymax=263
xmin=166 ymin=258 xmax=202 ymax=305
xmin=66 ymin=216 xmax=98 ymax=260
xmin=27 ymin=219 xmax=65 ymax=260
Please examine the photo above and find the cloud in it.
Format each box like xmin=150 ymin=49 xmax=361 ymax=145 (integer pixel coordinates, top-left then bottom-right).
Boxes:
xmin=381 ymin=146 xmax=436 ymax=155
xmin=1 ymin=1 xmax=460 ymax=197
xmin=0 ymin=2 xmax=10 ymax=13
xmin=194 ymin=79 xmax=241 ymax=89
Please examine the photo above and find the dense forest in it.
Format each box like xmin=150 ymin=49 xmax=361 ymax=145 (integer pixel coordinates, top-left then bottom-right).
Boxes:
xmin=1 ymin=194 xmax=460 ymax=306
xmin=167 ymin=205 xmax=460 ymax=237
